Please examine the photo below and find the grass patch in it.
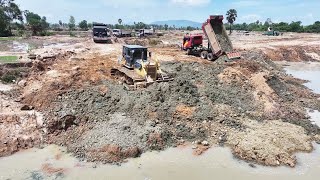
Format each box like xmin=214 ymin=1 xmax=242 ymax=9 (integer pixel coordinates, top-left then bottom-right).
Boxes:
xmin=0 ymin=37 xmax=19 ymax=41
xmin=0 ymin=56 xmax=18 ymax=63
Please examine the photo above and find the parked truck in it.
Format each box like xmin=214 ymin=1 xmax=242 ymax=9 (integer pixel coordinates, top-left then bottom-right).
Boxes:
xmin=182 ymin=15 xmax=241 ymax=61
xmin=138 ymin=29 xmax=155 ymax=37
xmin=112 ymin=29 xmax=132 ymax=37
xmin=92 ymin=23 xmax=111 ymax=43
xmin=263 ymin=27 xmax=280 ymax=36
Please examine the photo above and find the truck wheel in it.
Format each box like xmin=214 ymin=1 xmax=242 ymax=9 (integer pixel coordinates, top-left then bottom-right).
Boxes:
xmin=200 ymin=51 xmax=208 ymax=59
xmin=207 ymin=53 xmax=215 ymax=61
xmin=187 ymin=49 xmax=192 ymax=55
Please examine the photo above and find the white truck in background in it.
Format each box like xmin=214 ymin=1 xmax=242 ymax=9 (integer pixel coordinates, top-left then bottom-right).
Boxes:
xmin=137 ymin=28 xmax=155 ymax=37
xmin=112 ymin=29 xmax=132 ymax=37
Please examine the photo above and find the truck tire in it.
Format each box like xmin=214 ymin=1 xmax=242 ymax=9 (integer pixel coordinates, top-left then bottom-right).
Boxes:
xmin=207 ymin=53 xmax=215 ymax=61
xmin=200 ymin=51 xmax=208 ymax=59
xmin=187 ymin=49 xmax=192 ymax=55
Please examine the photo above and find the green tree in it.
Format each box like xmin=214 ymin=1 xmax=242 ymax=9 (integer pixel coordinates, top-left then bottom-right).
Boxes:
xmin=164 ymin=24 xmax=168 ymax=30
xmin=78 ymin=20 xmax=88 ymax=31
xmin=289 ymin=21 xmax=304 ymax=32
xmin=226 ymin=9 xmax=237 ymax=34
xmin=118 ymin=18 xmax=122 ymax=25
xmin=41 ymin=16 xmax=49 ymax=29
xmin=25 ymin=11 xmax=49 ymax=35
xmin=0 ymin=0 xmax=23 ymax=36
xmin=68 ymin=16 xmax=76 ymax=31
xmin=87 ymin=22 xmax=93 ymax=29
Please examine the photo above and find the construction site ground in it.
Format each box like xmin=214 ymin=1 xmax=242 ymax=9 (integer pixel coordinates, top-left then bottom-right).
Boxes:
xmin=1 ymin=31 xmax=320 ymax=170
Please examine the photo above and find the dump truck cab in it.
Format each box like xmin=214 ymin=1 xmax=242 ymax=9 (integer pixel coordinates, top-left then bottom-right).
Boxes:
xmin=182 ymin=34 xmax=203 ymax=50
xmin=181 ymin=15 xmax=241 ymax=61
xmin=122 ymin=45 xmax=148 ymax=69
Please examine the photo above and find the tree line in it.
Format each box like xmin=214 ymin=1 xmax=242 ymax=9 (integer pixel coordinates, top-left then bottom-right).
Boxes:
xmin=227 ymin=20 xmax=320 ymax=33
xmin=1 ymin=1 xmax=319 ymax=37
xmin=225 ymin=10 xmax=320 ymax=34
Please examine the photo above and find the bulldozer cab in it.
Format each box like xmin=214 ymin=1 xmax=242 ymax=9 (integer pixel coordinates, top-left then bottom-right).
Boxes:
xmin=123 ymin=45 xmax=148 ymax=68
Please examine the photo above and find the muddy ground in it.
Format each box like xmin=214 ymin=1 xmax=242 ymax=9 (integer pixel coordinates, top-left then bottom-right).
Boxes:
xmin=1 ymin=32 xmax=320 ymax=167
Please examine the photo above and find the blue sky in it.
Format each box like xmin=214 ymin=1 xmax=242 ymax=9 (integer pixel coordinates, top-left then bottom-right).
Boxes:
xmin=15 ymin=0 xmax=319 ymax=25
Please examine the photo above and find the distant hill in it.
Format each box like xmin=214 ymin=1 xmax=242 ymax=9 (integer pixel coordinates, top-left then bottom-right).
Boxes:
xmin=151 ymin=20 xmax=202 ymax=28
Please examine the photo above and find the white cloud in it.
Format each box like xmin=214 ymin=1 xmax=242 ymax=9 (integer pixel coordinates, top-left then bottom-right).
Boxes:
xmin=239 ymin=14 xmax=262 ymax=23
xmin=170 ymin=0 xmax=211 ymax=6
xmin=100 ymin=0 xmax=158 ymax=8
xmin=230 ymin=0 xmax=262 ymax=8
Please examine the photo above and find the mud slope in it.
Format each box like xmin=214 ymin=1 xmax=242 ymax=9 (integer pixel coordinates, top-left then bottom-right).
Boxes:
xmin=15 ymin=50 xmax=318 ymax=167
xmin=1 ymin=36 xmax=320 ymax=167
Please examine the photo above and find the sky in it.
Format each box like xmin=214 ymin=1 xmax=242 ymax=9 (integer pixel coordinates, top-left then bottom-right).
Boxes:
xmin=14 ymin=0 xmax=319 ymax=25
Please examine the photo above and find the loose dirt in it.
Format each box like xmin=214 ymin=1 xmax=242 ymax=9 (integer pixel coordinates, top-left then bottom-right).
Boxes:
xmin=1 ymin=32 xmax=320 ymax=167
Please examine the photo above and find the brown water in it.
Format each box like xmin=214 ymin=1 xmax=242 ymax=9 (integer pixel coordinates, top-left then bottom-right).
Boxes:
xmin=0 ymin=144 xmax=319 ymax=180
xmin=0 ymin=62 xmax=319 ymax=180
xmin=284 ymin=62 xmax=320 ymax=94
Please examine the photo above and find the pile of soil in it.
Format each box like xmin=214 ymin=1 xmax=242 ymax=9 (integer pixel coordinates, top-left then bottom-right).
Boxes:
xmin=31 ymin=51 xmax=320 ymax=166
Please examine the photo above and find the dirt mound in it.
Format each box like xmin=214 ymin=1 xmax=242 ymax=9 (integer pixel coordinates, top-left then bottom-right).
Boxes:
xmin=3 ymin=36 xmax=319 ymax=167
xmin=263 ymin=46 xmax=320 ymax=62
xmin=28 ymin=52 xmax=319 ymax=167
xmin=230 ymin=120 xmax=313 ymax=167
xmin=124 ymin=37 xmax=163 ymax=47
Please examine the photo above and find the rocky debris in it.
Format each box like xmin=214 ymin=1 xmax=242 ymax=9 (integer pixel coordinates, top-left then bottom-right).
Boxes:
xmin=31 ymin=52 xmax=319 ymax=166
xmin=192 ymin=144 xmax=210 ymax=156
xmin=0 ymin=113 xmax=43 ymax=157
xmin=201 ymin=141 xmax=209 ymax=146
xmin=3 ymin=36 xmax=319 ymax=167
xmin=86 ymin=144 xmax=141 ymax=163
xmin=229 ymin=120 xmax=313 ymax=167
xmin=28 ymin=54 xmax=37 ymax=60
xmin=20 ymin=105 xmax=34 ymax=111
xmin=47 ymin=115 xmax=77 ymax=134
xmin=263 ymin=46 xmax=320 ymax=62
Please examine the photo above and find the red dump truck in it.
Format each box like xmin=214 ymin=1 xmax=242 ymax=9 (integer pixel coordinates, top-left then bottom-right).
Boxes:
xmin=182 ymin=15 xmax=241 ymax=61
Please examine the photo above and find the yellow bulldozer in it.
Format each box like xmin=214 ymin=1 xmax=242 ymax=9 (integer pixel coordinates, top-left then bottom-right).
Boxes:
xmin=111 ymin=45 xmax=173 ymax=88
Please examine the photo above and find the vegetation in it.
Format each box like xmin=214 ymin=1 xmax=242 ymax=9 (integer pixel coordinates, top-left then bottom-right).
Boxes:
xmin=226 ymin=9 xmax=237 ymax=34
xmin=118 ymin=18 xmax=122 ymax=25
xmin=0 ymin=68 xmax=25 ymax=83
xmin=0 ymin=55 xmax=18 ymax=63
xmin=0 ymin=36 xmax=19 ymax=41
xmin=24 ymin=11 xmax=49 ymax=35
xmin=1 ymin=1 xmax=320 ymax=37
xmin=79 ymin=20 xmax=88 ymax=31
xmin=228 ymin=20 xmax=320 ymax=33
xmin=0 ymin=0 xmax=23 ymax=36
xmin=68 ymin=16 xmax=76 ymax=31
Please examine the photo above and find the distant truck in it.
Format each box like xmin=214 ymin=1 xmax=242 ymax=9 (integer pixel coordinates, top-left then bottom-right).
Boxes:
xmin=92 ymin=23 xmax=111 ymax=43
xmin=112 ymin=29 xmax=132 ymax=37
xmin=263 ymin=27 xmax=280 ymax=36
xmin=137 ymin=29 xmax=155 ymax=37
xmin=263 ymin=30 xmax=280 ymax=36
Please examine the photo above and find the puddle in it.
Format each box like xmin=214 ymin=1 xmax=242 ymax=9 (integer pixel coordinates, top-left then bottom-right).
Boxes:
xmin=0 ymin=82 xmax=12 ymax=92
xmin=309 ymin=110 xmax=320 ymax=127
xmin=43 ymin=43 xmax=71 ymax=49
xmin=284 ymin=62 xmax=320 ymax=127
xmin=284 ymin=62 xmax=320 ymax=94
xmin=12 ymin=41 xmax=29 ymax=53
xmin=0 ymin=145 xmax=320 ymax=180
